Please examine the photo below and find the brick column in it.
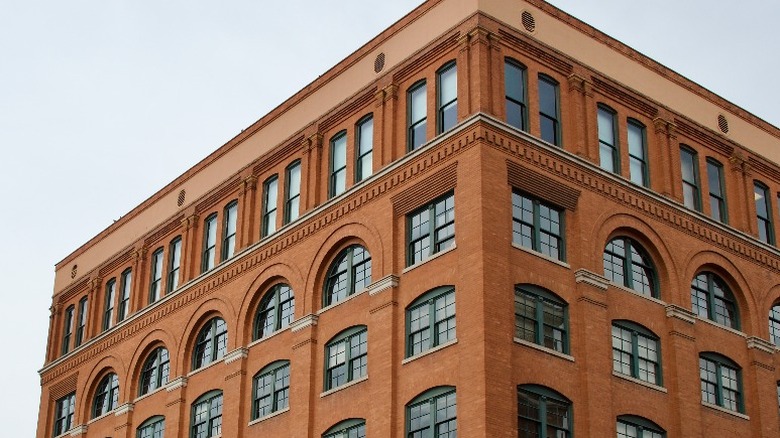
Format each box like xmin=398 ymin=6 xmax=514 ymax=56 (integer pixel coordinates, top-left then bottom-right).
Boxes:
xmin=366 ymin=276 xmax=399 ymax=436
xmin=164 ymin=377 xmax=189 ymax=438
xmin=663 ymin=305 xmax=702 ymax=437
xmin=131 ymin=246 xmax=147 ymax=313
xmin=376 ymin=84 xmax=398 ymax=166
xmin=567 ymin=73 xmax=593 ymax=159
xmin=86 ymin=276 xmax=102 ymax=339
xmin=304 ymin=133 xmax=323 ymax=210
xmin=112 ymin=403 xmax=133 ymax=438
xmin=222 ymin=348 xmax=249 ymax=438
xmin=289 ymin=315 xmax=319 ymax=437
xmin=573 ymin=270 xmax=612 ymax=437
xmin=729 ymin=151 xmax=753 ymax=235
xmin=180 ymin=213 xmax=199 ymax=283
xmin=238 ymin=175 xmax=258 ymax=250
xmin=652 ymin=117 xmax=677 ymax=199
xmin=745 ymin=337 xmax=778 ymax=436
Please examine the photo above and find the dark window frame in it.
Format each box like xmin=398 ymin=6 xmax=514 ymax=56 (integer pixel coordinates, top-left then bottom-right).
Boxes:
xmin=118 ymin=268 xmax=132 ymax=322
xmin=167 ymin=236 xmax=182 ymax=293
xmin=406 ymin=191 xmax=455 ymax=266
xmin=251 ymin=360 xmax=290 ymax=420
xmin=75 ymin=296 xmax=88 ymax=347
xmin=103 ymin=279 xmax=116 ymax=332
xmin=405 ymin=286 xmax=456 ymax=358
xmin=597 ymin=104 xmax=619 ymax=174
xmin=253 ymin=283 xmax=295 ymax=340
xmin=53 ymin=392 xmax=76 ymax=437
xmin=769 ymin=303 xmax=780 ymax=346
xmin=406 ymin=386 xmax=457 ymax=438
xmin=706 ymin=158 xmax=727 ymax=223
xmin=192 ymin=317 xmax=228 ymax=370
xmin=407 ymin=79 xmax=428 ymax=151
xmin=62 ymin=305 xmax=75 ymax=355
xmin=323 ymin=418 xmax=366 ymax=438
xmin=690 ymin=271 xmax=740 ymax=329
xmin=201 ymin=213 xmax=218 ymax=273
xmin=512 ymin=191 xmax=565 ymax=261
xmin=518 ymin=384 xmax=572 ymax=438
xmin=139 ymin=347 xmax=170 ymax=396
xmin=436 ymin=61 xmax=457 ymax=134
xmin=323 ymin=245 xmax=372 ymax=307
xmin=355 ymin=114 xmax=374 ymax=183
xmin=221 ymin=200 xmax=238 ymax=261
xmin=514 ymin=285 xmax=569 ymax=354
xmin=627 ymin=118 xmax=649 ymax=187
xmin=611 ymin=320 xmax=662 ymax=386
xmin=191 ymin=390 xmax=223 ymax=438
xmin=262 ymin=175 xmax=279 ymax=237
xmin=284 ymin=160 xmax=302 ymax=224
xmin=329 ymin=130 xmax=348 ymax=199
xmin=149 ymin=247 xmax=164 ymax=304
xmin=505 ymin=58 xmax=528 ymax=131
xmin=754 ymin=180 xmax=774 ymax=245
xmin=92 ymin=372 xmax=120 ymax=418
xmin=538 ymin=74 xmax=561 ymax=146
xmin=617 ymin=415 xmax=666 ymax=438
xmin=603 ymin=236 xmax=659 ymax=297
xmin=324 ymin=326 xmax=368 ymax=391
xmin=680 ymin=145 xmax=701 ymax=211
xmin=137 ymin=415 xmax=165 ymax=438
xmin=699 ymin=352 xmax=743 ymax=413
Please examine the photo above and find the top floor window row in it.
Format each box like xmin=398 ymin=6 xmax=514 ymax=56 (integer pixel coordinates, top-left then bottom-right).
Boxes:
xmin=407 ymin=60 xmax=458 ymax=151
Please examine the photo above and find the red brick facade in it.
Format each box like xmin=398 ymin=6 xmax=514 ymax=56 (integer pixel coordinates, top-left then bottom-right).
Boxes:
xmin=38 ymin=1 xmax=780 ymax=437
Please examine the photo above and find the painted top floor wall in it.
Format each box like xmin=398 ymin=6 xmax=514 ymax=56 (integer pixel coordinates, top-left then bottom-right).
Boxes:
xmin=52 ymin=0 xmax=780 ymax=292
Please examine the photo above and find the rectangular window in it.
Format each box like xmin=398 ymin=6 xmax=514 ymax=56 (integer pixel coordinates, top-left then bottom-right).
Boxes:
xmin=202 ymin=214 xmax=217 ymax=272
xmin=167 ymin=237 xmax=182 ymax=293
xmin=61 ymin=305 xmax=74 ymax=355
xmin=262 ymin=176 xmax=278 ymax=237
xmin=706 ymin=159 xmax=727 ymax=223
xmin=407 ymin=81 xmax=427 ymax=150
xmin=505 ymin=59 xmax=527 ymax=131
xmin=355 ymin=116 xmax=373 ymax=183
xmin=627 ymin=120 xmax=648 ymax=186
xmin=755 ymin=181 xmax=774 ymax=244
xmin=117 ymin=269 xmax=132 ymax=322
xmin=597 ymin=106 xmax=619 ymax=173
xmin=514 ymin=286 xmax=568 ymax=353
xmin=53 ymin=392 xmax=75 ymax=436
xmin=512 ymin=192 xmax=565 ymax=261
xmin=680 ymin=146 xmax=701 ymax=211
xmin=222 ymin=201 xmax=238 ymax=261
xmin=611 ymin=324 xmax=660 ymax=385
xmin=538 ymin=75 xmax=560 ymax=146
xmin=75 ymin=297 xmax=87 ymax=347
xmin=407 ymin=288 xmax=456 ymax=357
xmin=103 ymin=279 xmax=116 ymax=331
xmin=284 ymin=161 xmax=301 ymax=224
xmin=149 ymin=248 xmax=163 ymax=304
xmin=325 ymin=328 xmax=368 ymax=390
xmin=436 ymin=62 xmax=457 ymax=134
xmin=330 ymin=132 xmax=347 ymax=198
xmin=407 ymin=192 xmax=455 ymax=266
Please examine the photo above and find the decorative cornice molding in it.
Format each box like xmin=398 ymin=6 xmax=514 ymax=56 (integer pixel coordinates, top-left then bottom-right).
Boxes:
xmin=749 ymin=360 xmax=775 ymax=372
xmin=652 ymin=118 xmax=676 ymax=138
xmin=729 ymin=151 xmax=751 ymax=175
xmin=291 ymin=314 xmax=318 ymax=333
xmin=69 ymin=425 xmax=88 ymax=436
xmin=114 ymin=403 xmax=133 ymax=416
xmin=574 ymin=269 xmax=608 ymax=291
xmin=165 ymin=376 xmax=188 ymax=392
xmin=665 ymin=304 xmax=696 ymax=324
xmin=746 ymin=336 xmax=775 ymax=355
xmin=366 ymin=275 xmax=399 ymax=296
xmin=668 ymin=330 xmax=695 ymax=341
xmin=223 ymin=347 xmax=249 ymax=365
xmin=181 ymin=214 xmax=199 ymax=231
xmin=567 ymin=74 xmax=591 ymax=96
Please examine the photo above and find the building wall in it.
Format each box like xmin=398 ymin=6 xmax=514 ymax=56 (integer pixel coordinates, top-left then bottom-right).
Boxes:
xmin=39 ymin=2 xmax=780 ymax=438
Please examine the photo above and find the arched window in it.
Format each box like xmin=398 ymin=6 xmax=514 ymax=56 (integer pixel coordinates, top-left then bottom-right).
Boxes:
xmin=92 ymin=372 xmax=119 ymax=418
xmin=612 ymin=321 xmax=661 ymax=386
xmin=252 ymin=361 xmax=290 ymax=420
xmin=690 ymin=272 xmax=739 ymax=329
xmin=603 ymin=237 xmax=658 ymax=297
xmin=538 ymin=74 xmax=560 ymax=146
xmin=254 ymin=284 xmax=295 ymax=340
xmin=193 ymin=318 xmax=228 ymax=370
xmin=191 ymin=390 xmax=222 ymax=438
xmin=323 ymin=418 xmax=366 ymax=438
xmin=436 ymin=61 xmax=457 ymax=134
xmin=518 ymin=385 xmax=571 ymax=437
xmin=597 ymin=104 xmax=619 ymax=174
xmin=325 ymin=326 xmax=368 ymax=390
xmin=406 ymin=286 xmax=456 ymax=357
xmin=324 ymin=245 xmax=372 ymax=307
xmin=617 ymin=415 xmax=665 ymax=438
xmin=699 ymin=352 xmax=742 ymax=413
xmin=627 ymin=119 xmax=649 ymax=187
xmin=769 ymin=304 xmax=780 ymax=346
xmin=137 ymin=415 xmax=165 ymax=438
xmin=407 ymin=79 xmax=427 ymax=151
xmin=514 ymin=285 xmax=568 ymax=353
xmin=406 ymin=386 xmax=456 ymax=437
xmin=139 ymin=347 xmax=170 ymax=395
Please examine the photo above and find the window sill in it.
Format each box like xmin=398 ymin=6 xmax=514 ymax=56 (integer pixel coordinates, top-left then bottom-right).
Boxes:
xmin=608 ymin=281 xmax=666 ymax=306
xmin=612 ymin=371 xmax=666 ymax=393
xmin=701 ymin=401 xmax=749 ymax=420
xmin=248 ymin=327 xmax=290 ymax=349
xmin=511 ymin=243 xmax=569 ymax=269
xmin=696 ymin=316 xmax=746 ymax=338
xmin=513 ymin=338 xmax=574 ymax=362
xmin=248 ymin=407 xmax=289 ymax=426
xmin=318 ymin=288 xmax=368 ymax=315
xmin=320 ymin=375 xmax=368 ymax=398
xmin=402 ymin=244 xmax=457 ymax=274
xmin=402 ymin=339 xmax=458 ymax=365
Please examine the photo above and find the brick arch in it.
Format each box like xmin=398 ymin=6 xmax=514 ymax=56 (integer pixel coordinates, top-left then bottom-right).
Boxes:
xmin=590 ymin=211 xmax=679 ymax=300
xmin=762 ymin=284 xmax=780 ymax=342
xmin=305 ymin=221 xmax=385 ymax=313
xmin=236 ymin=261 xmax=303 ymax=346
xmin=78 ymin=356 xmax=123 ymax=424
xmin=685 ymin=250 xmax=758 ymax=335
xmin=126 ymin=328 xmax=177 ymax=398
xmin=176 ymin=297 xmax=235 ymax=375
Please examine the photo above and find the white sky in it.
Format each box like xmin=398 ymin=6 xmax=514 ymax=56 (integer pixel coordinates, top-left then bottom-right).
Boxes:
xmin=0 ymin=1 xmax=777 ymax=436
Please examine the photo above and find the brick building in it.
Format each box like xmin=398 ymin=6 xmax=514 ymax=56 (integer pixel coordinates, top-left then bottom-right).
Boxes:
xmin=37 ymin=0 xmax=780 ymax=437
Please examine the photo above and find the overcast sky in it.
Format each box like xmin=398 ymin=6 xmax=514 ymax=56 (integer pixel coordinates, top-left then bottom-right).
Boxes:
xmin=1 ymin=1 xmax=777 ymax=436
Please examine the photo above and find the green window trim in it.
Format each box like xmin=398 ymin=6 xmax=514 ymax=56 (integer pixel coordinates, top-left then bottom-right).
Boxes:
xmin=769 ymin=303 xmax=780 ymax=346
xmin=355 ymin=115 xmax=374 ymax=183
xmin=406 ymin=191 xmax=455 ymax=266
xmin=201 ymin=213 xmax=218 ymax=273
xmin=221 ymin=200 xmax=238 ymax=262
xmin=61 ymin=304 xmax=75 ymax=355
xmin=518 ymin=384 xmax=572 ymax=438
xmin=103 ymin=279 xmax=116 ymax=332
xmin=329 ymin=131 xmax=348 ymax=198
xmin=699 ymin=352 xmax=743 ymax=413
xmin=505 ymin=57 xmax=528 ymax=132
xmin=514 ymin=285 xmax=569 ymax=354
xmin=137 ymin=415 xmax=165 ymax=438
xmin=323 ymin=418 xmax=366 ymax=438
xmin=118 ymin=268 xmax=132 ymax=322
xmin=754 ymin=180 xmax=774 ymax=245
xmin=706 ymin=158 xmax=727 ymax=224
xmin=261 ymin=175 xmax=279 ymax=237
xmin=284 ymin=160 xmax=302 ymax=224
xmin=680 ymin=145 xmax=701 ymax=211
xmin=323 ymin=245 xmax=372 ymax=307
xmin=538 ymin=74 xmax=561 ymax=147
xmin=75 ymin=296 xmax=88 ymax=347
xmin=167 ymin=236 xmax=182 ymax=293
xmin=192 ymin=317 xmax=228 ymax=370
xmin=611 ymin=320 xmax=662 ymax=386
xmin=253 ymin=283 xmax=295 ymax=340
xmin=149 ymin=247 xmax=164 ymax=304
xmin=53 ymin=392 xmax=76 ymax=437
xmin=690 ymin=272 xmax=740 ymax=330
xmin=617 ymin=415 xmax=665 ymax=438
xmin=407 ymin=79 xmax=427 ymax=151
xmin=627 ymin=118 xmax=649 ymax=187
xmin=139 ymin=347 xmax=170 ymax=396
xmin=597 ymin=104 xmax=619 ymax=174
xmin=92 ymin=372 xmax=119 ymax=418
xmin=324 ymin=326 xmax=368 ymax=390
xmin=602 ymin=237 xmax=658 ymax=298
xmin=252 ymin=360 xmax=290 ymax=420
xmin=512 ymin=191 xmax=565 ymax=261
xmin=405 ymin=286 xmax=456 ymax=357
xmin=191 ymin=390 xmax=223 ymax=438
xmin=436 ymin=61 xmax=457 ymax=135
xmin=406 ymin=386 xmax=457 ymax=438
